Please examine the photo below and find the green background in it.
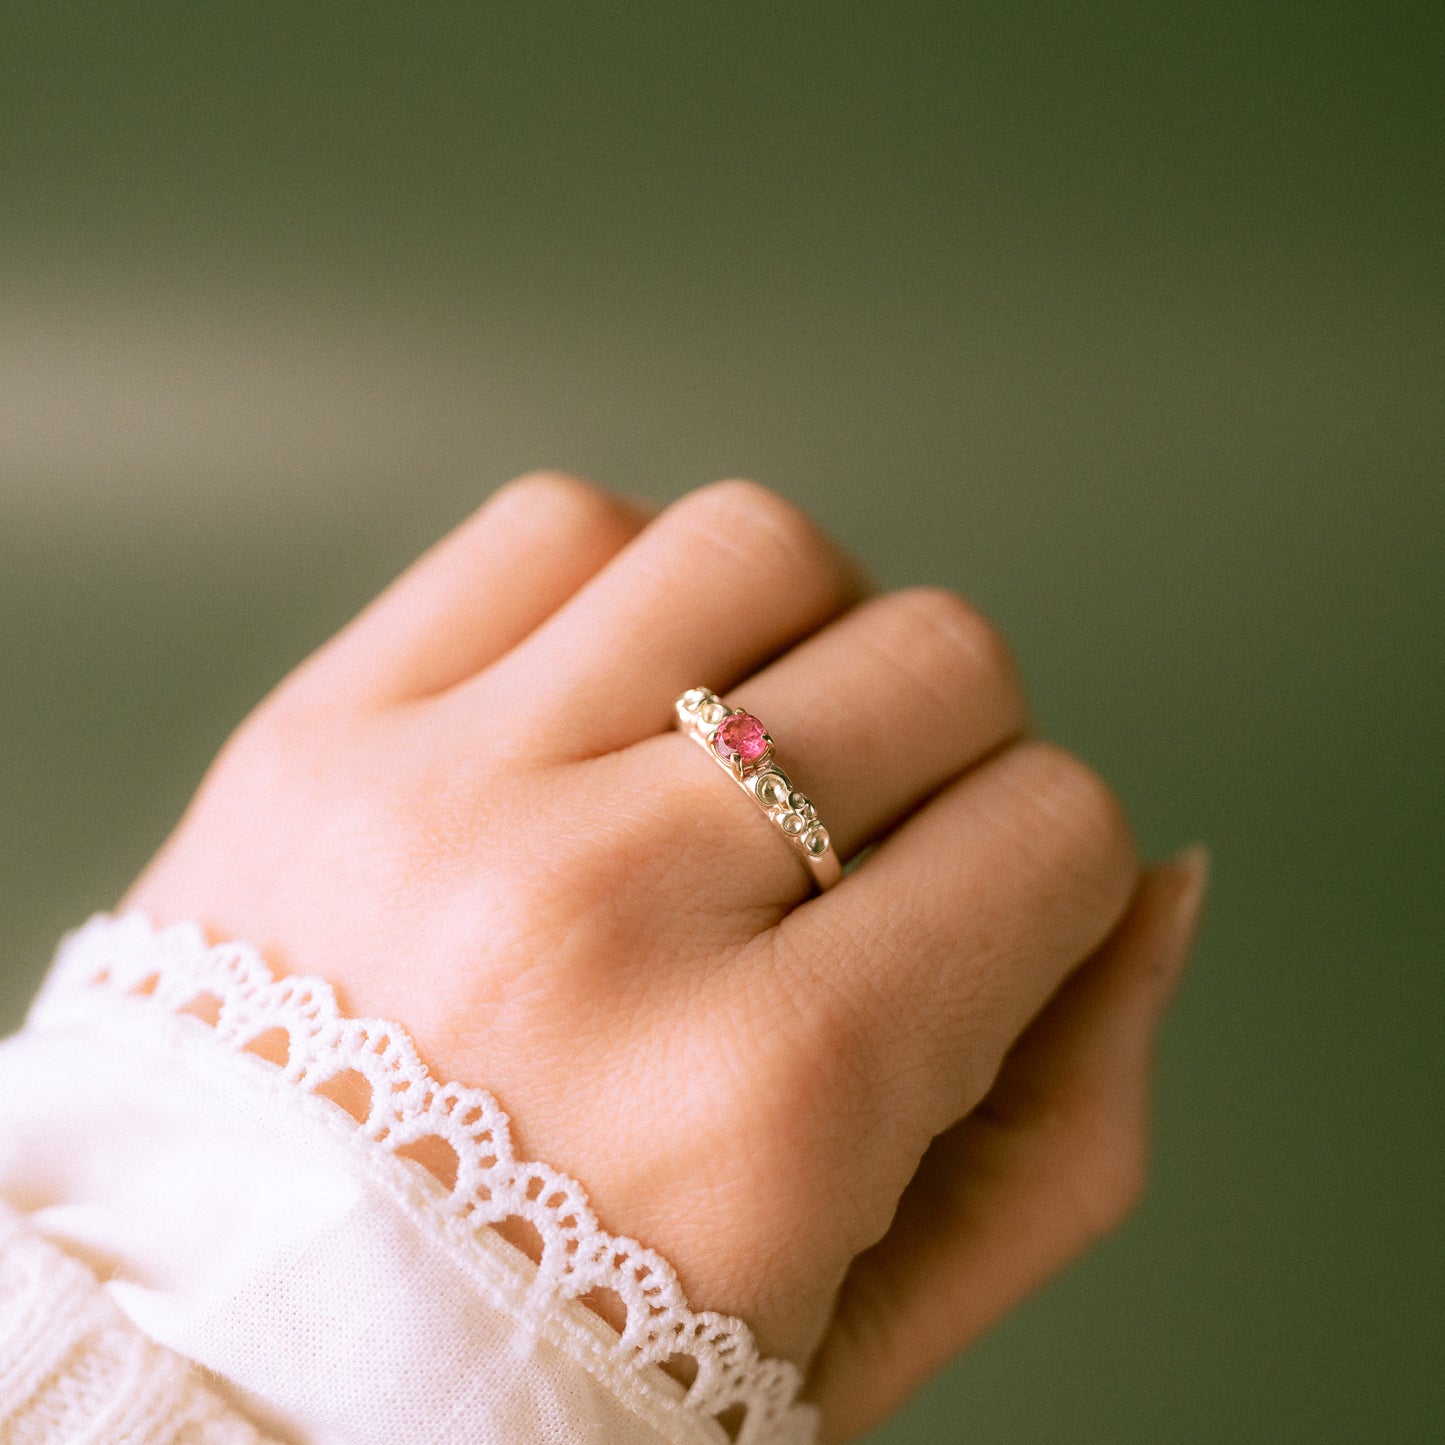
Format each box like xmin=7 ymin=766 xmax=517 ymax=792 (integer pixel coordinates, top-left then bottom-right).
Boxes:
xmin=0 ymin=5 xmax=1440 ymax=1440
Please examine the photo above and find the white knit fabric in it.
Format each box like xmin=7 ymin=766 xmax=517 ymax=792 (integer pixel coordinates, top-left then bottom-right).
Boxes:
xmin=0 ymin=915 xmax=820 ymax=1445
xmin=0 ymin=1199 xmax=274 ymax=1443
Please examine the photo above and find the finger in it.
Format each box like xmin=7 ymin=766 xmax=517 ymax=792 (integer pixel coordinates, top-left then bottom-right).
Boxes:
xmin=295 ymin=472 xmax=652 ymax=705
xmin=807 ymin=850 xmax=1209 ymax=1442
xmin=724 ymin=587 xmax=1031 ymax=859
xmin=466 ymin=479 xmax=871 ymax=759
xmin=773 ymin=739 xmax=1142 ymax=1143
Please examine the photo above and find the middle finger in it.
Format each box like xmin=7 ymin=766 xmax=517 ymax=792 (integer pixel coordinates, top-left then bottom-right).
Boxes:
xmin=722 ymin=586 xmax=1031 ymax=861
xmin=468 ymin=479 xmax=869 ymax=760
xmin=622 ymin=584 xmax=1030 ymax=899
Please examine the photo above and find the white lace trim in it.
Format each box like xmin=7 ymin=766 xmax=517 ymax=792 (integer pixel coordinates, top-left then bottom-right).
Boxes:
xmin=31 ymin=914 xmax=818 ymax=1445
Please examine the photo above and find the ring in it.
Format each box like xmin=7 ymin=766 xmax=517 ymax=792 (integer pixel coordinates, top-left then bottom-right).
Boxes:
xmin=674 ymin=687 xmax=842 ymax=892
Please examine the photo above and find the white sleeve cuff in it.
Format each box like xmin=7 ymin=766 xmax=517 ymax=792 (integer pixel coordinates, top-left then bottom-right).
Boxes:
xmin=0 ymin=1197 xmax=275 ymax=1443
xmin=0 ymin=915 xmax=818 ymax=1445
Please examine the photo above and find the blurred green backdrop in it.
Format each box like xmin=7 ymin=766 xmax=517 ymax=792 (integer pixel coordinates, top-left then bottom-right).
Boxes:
xmin=1 ymin=5 xmax=1440 ymax=1440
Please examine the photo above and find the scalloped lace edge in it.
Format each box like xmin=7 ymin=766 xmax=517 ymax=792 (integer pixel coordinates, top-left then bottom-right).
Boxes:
xmin=30 ymin=913 xmax=818 ymax=1445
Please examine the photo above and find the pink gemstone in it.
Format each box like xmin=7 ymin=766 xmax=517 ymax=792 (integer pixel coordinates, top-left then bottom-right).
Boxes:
xmin=713 ymin=712 xmax=769 ymax=765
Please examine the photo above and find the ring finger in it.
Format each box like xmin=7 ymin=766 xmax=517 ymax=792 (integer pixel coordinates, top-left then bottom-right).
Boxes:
xmin=622 ymin=585 xmax=1031 ymax=907
xmin=727 ymin=586 xmax=1031 ymax=860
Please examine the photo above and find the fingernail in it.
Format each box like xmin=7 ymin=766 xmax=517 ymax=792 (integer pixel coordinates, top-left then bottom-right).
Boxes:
xmin=1156 ymin=842 xmax=1209 ymax=996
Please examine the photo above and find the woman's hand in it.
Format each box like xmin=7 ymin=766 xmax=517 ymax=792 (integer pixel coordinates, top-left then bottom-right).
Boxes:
xmin=124 ymin=473 xmax=1206 ymax=1440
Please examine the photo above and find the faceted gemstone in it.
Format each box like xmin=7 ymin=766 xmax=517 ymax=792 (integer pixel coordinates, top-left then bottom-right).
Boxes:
xmin=713 ymin=712 xmax=769 ymax=765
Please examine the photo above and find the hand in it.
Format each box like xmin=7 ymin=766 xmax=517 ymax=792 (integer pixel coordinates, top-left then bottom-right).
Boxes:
xmin=124 ymin=473 xmax=1207 ymax=1440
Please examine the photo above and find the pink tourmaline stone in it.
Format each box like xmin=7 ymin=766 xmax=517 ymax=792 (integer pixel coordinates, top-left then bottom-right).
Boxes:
xmin=713 ymin=712 xmax=769 ymax=765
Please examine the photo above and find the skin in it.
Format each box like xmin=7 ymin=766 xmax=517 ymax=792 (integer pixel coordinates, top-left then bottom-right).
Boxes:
xmin=123 ymin=472 xmax=1209 ymax=1441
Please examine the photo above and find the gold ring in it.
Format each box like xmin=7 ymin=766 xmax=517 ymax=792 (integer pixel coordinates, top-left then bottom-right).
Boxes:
xmin=674 ymin=687 xmax=842 ymax=892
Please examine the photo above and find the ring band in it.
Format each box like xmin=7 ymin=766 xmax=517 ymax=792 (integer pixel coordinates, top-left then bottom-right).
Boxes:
xmin=674 ymin=687 xmax=842 ymax=892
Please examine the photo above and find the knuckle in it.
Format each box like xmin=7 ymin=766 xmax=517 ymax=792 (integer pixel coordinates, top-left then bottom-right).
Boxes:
xmin=1012 ymin=740 xmax=1139 ymax=913
xmin=738 ymin=940 xmax=861 ymax=1105
xmin=492 ymin=469 xmax=620 ymax=524
xmin=672 ymin=478 xmax=832 ymax=573
xmin=756 ymin=933 xmax=915 ymax=1149
xmin=883 ymin=587 xmax=1024 ymax=702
